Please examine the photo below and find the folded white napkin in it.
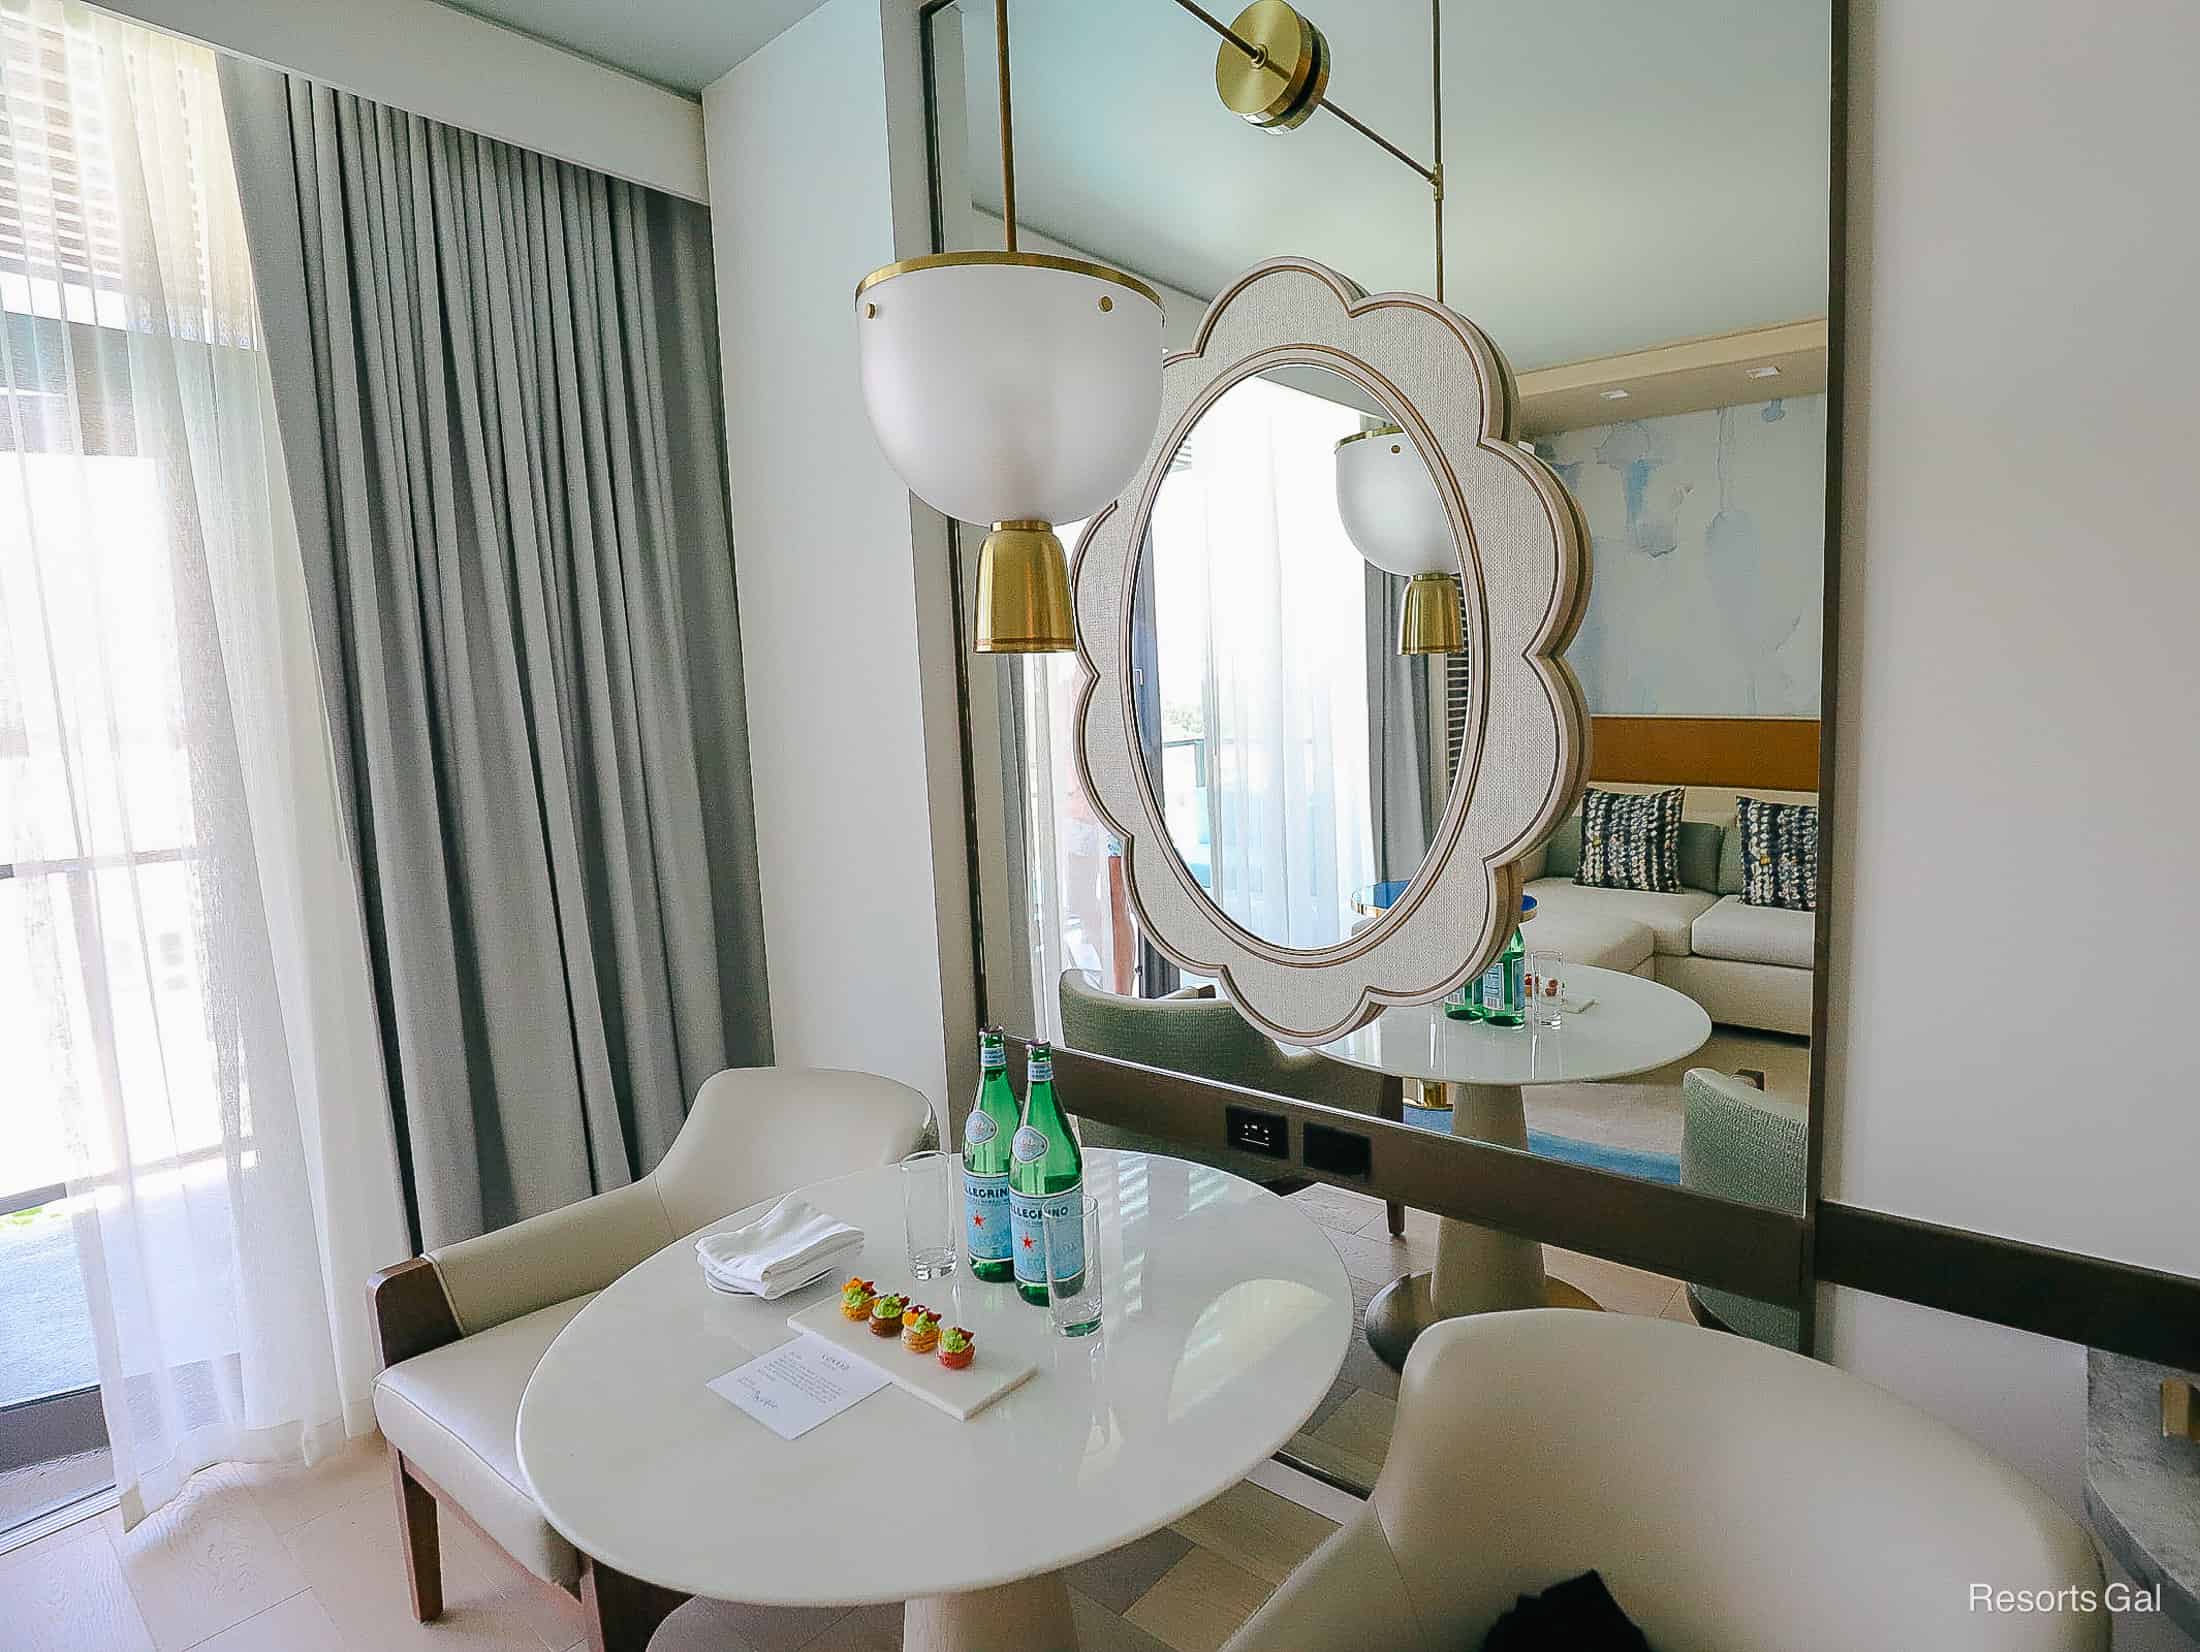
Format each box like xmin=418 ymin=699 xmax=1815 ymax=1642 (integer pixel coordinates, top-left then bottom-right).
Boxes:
xmin=695 ymin=1197 xmax=864 ymax=1300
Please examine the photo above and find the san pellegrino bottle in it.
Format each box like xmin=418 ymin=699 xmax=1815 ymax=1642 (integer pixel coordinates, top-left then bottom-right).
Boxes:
xmin=1476 ymin=924 xmax=1527 ymax=1026
xmin=1008 ymin=1041 xmax=1084 ymax=1306
xmin=961 ymin=1029 xmax=1019 ymax=1282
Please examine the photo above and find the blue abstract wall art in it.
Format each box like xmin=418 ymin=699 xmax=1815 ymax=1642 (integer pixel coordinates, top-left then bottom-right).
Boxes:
xmin=1543 ymin=393 xmax=1825 ymax=717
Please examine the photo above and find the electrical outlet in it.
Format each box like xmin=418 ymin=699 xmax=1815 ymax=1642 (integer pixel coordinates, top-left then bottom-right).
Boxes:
xmin=1303 ymin=1122 xmax=1373 ymax=1181
xmin=1225 ymin=1105 xmax=1289 ymax=1159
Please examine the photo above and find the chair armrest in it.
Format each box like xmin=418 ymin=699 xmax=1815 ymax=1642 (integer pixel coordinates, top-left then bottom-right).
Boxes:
xmin=426 ymin=1178 xmax=676 ymax=1337
xmin=1225 ymin=1507 xmax=1430 ymax=1652
xmin=367 ymin=1256 xmax=462 ymax=1370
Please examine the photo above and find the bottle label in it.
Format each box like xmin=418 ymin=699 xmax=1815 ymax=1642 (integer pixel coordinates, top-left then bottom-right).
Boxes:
xmin=1479 ymin=963 xmax=1505 ymax=1008
xmin=980 ymin=1042 xmax=1005 ymax=1072
xmin=964 ymin=1109 xmax=998 ymax=1146
xmin=1028 ymin=1052 xmax=1053 ymax=1083
xmin=1011 ymin=1124 xmax=1049 ymax=1164
xmin=963 ymin=1168 xmax=1011 ymax=1263
xmin=1009 ymin=1182 xmax=1085 ymax=1286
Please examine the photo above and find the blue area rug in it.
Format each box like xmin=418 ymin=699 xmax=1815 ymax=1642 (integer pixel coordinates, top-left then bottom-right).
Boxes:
xmin=1396 ymin=1104 xmax=1681 ymax=1185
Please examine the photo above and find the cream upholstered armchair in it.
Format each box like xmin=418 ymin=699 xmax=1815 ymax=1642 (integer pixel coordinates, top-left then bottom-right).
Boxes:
xmin=1227 ymin=1311 xmax=2106 ymax=1652
xmin=368 ymin=1067 xmax=932 ymax=1652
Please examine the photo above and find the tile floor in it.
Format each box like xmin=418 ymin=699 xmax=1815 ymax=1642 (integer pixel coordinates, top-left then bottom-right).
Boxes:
xmin=0 ymin=1186 xmax=1691 ymax=1652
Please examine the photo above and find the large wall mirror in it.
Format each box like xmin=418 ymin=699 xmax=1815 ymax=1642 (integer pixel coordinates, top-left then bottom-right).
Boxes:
xmin=928 ymin=0 xmax=1835 ymax=1487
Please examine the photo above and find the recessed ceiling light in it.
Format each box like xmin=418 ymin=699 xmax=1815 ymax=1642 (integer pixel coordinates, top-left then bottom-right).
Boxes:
xmin=1745 ymin=365 xmax=1782 ymax=380
xmin=1599 ymin=388 xmax=1631 ymax=401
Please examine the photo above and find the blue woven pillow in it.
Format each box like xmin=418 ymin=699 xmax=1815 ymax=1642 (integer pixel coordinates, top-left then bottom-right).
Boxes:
xmin=1574 ymin=787 xmax=1683 ymax=894
xmin=1737 ymin=795 xmax=1818 ymax=910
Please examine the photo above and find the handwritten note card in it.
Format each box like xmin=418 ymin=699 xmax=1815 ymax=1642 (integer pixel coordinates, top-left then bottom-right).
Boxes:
xmin=708 ymin=1334 xmax=890 ymax=1441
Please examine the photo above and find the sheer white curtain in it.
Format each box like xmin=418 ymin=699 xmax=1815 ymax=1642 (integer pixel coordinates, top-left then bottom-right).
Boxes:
xmin=0 ymin=0 xmax=406 ymax=1525
xmin=1148 ymin=377 xmax=1374 ymax=948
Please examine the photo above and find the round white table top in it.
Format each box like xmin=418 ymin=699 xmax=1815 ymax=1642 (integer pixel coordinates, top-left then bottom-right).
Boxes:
xmin=1316 ymin=963 xmax=1712 ymax=1087
xmin=515 ymin=1149 xmax=1352 ymax=1608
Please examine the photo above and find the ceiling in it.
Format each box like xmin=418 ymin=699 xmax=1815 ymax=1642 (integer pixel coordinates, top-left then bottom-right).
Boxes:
xmin=946 ymin=0 xmax=1832 ymax=372
xmin=430 ymin=0 xmax=831 ymax=94
xmin=421 ymin=0 xmax=1831 ymax=374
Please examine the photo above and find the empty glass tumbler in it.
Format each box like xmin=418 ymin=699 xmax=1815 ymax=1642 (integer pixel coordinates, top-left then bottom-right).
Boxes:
xmin=900 ymin=1150 xmax=959 ymax=1280
xmin=1526 ymin=951 xmax=1565 ymax=1028
xmin=1042 ymin=1194 xmax=1102 ymax=1337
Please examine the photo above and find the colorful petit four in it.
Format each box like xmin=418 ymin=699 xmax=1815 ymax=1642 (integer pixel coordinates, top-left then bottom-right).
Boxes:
xmin=839 ymin=1277 xmax=877 ymax=1321
xmin=902 ymin=1306 xmax=940 ymax=1354
xmin=937 ymin=1326 xmax=974 ymax=1370
xmin=869 ymin=1292 xmax=908 ymax=1336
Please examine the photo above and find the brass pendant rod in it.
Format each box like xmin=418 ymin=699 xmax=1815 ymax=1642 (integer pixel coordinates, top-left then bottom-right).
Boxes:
xmin=995 ymin=0 xmax=1018 ymax=251
xmin=1431 ymin=0 xmax=1444 ymax=303
xmin=1169 ymin=0 xmax=1438 ymax=186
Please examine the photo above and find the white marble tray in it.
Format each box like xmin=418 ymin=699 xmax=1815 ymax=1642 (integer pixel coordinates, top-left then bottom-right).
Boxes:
xmin=785 ymin=1297 xmax=1034 ymax=1421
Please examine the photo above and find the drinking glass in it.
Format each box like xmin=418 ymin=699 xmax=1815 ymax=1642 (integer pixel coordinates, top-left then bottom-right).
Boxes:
xmin=1042 ymin=1195 xmax=1103 ymax=1337
xmin=1525 ymin=950 xmax=1565 ymax=1029
xmin=899 ymin=1150 xmax=958 ymax=1280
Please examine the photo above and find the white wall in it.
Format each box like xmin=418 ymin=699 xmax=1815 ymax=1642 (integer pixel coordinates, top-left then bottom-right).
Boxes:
xmin=1825 ymin=1 xmax=2198 ymax=1642
xmin=92 ymin=0 xmax=706 ymax=200
xmin=702 ymin=3 xmax=2199 ymax=1631
xmin=702 ymin=0 xmax=976 ymax=1128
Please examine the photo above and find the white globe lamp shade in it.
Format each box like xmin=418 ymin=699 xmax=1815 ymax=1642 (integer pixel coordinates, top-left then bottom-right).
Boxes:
xmin=857 ymin=252 xmax=1162 ymax=652
xmin=1333 ymin=424 xmax=1456 ymax=578
xmin=1336 ymin=424 xmax=1465 ymax=655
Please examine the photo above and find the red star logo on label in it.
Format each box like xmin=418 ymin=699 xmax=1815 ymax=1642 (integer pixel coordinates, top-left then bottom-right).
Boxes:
xmin=971 ymin=1215 xmax=985 ymax=1227
xmin=1021 ymin=1235 xmax=1035 ymax=1249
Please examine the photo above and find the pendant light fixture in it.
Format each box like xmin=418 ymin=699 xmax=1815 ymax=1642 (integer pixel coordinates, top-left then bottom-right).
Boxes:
xmin=1334 ymin=425 xmax=1465 ymax=655
xmin=1181 ymin=0 xmax=1465 ymax=654
xmin=856 ymin=1 xmax=1164 ymax=654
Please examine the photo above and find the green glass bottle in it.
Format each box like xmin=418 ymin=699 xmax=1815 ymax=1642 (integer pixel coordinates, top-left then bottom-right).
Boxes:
xmin=1007 ymin=1041 xmax=1084 ymax=1306
xmin=962 ymin=1029 xmax=1020 ymax=1283
xmin=1476 ymin=925 xmax=1527 ymax=1026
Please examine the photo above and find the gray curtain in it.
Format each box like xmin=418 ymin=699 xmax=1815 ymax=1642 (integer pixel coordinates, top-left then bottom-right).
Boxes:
xmin=221 ymin=63 xmax=771 ymax=1248
xmin=1366 ymin=568 xmax=1445 ymax=883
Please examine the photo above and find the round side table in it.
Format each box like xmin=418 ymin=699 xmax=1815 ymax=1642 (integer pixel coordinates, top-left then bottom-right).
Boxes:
xmin=1317 ymin=964 xmax=1711 ymax=1368
xmin=517 ymin=1149 xmax=1352 ymax=1652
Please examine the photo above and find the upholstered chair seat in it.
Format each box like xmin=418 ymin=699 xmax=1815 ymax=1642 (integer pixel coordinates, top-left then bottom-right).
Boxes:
xmin=1225 ymin=1311 xmax=2106 ymax=1652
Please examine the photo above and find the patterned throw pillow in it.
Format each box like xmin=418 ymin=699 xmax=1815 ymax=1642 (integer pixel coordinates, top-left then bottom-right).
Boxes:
xmin=1574 ymin=787 xmax=1684 ymax=893
xmin=1738 ymin=796 xmax=1818 ymax=910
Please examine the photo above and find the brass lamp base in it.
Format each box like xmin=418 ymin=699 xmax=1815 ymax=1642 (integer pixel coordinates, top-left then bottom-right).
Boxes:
xmin=975 ymin=521 xmax=1076 ymax=654
xmin=1214 ymin=1 xmax=1329 ymax=130
xmin=1398 ymin=570 xmax=1464 ymax=655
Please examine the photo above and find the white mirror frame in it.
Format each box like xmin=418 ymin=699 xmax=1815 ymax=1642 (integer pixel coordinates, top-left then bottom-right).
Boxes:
xmin=1073 ymin=258 xmax=1591 ymax=1044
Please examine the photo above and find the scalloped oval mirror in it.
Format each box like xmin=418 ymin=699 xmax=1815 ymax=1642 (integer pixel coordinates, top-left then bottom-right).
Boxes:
xmin=1075 ymin=259 xmax=1589 ymax=1043
xmin=1135 ymin=361 xmax=1457 ymax=951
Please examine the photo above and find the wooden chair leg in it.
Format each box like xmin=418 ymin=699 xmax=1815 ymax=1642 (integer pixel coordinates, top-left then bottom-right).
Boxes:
xmin=581 ymin=1555 xmax=689 ymax=1652
xmin=391 ymin=1452 xmax=442 ymax=1622
xmin=1378 ymin=1075 xmax=1407 ymax=1237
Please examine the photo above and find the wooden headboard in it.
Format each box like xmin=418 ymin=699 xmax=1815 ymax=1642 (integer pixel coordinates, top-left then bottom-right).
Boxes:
xmin=1588 ymin=716 xmax=1821 ymax=792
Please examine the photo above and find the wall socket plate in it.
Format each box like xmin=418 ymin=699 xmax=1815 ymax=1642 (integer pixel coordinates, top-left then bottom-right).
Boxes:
xmin=1224 ymin=1105 xmax=1289 ymax=1159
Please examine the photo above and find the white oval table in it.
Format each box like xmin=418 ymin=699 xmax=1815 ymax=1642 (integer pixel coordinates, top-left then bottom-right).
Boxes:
xmin=1317 ymin=964 xmax=1712 ymax=1367
xmin=516 ymin=1148 xmax=1352 ymax=1652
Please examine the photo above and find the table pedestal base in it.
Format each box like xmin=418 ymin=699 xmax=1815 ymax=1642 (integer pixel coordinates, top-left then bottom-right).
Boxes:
xmin=906 ymin=1571 xmax=1076 ymax=1652
xmin=1365 ymin=1269 xmax=1602 ymax=1369
xmin=1364 ymin=1079 xmax=1602 ymax=1371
